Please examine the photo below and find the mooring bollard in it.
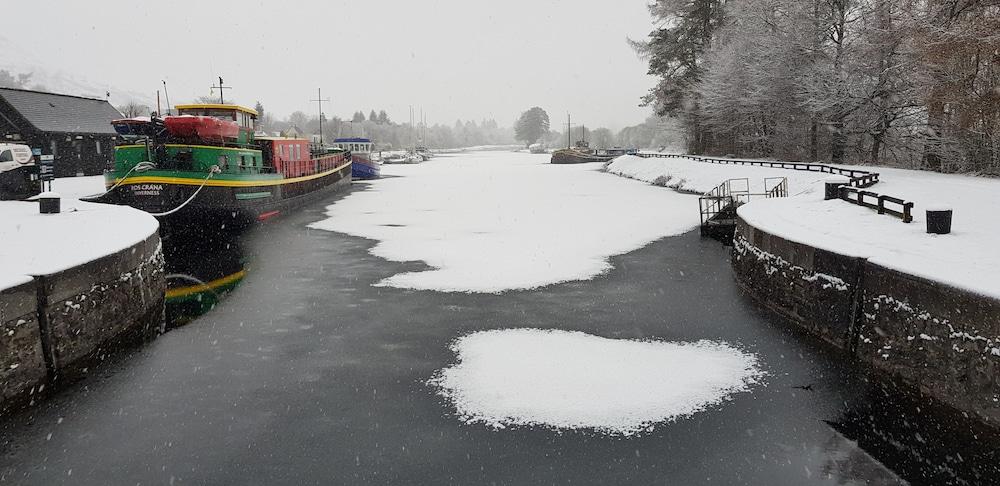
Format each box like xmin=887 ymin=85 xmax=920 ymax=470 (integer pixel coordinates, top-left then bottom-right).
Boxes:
xmin=824 ymin=182 xmax=842 ymax=200
xmin=925 ymin=207 xmax=952 ymax=234
xmin=38 ymin=191 xmax=60 ymax=214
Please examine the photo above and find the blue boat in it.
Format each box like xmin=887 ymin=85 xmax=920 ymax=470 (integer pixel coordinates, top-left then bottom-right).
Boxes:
xmin=333 ymin=137 xmax=381 ymax=180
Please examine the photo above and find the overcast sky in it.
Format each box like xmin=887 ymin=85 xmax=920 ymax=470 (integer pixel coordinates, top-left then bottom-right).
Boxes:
xmin=2 ymin=0 xmax=657 ymax=130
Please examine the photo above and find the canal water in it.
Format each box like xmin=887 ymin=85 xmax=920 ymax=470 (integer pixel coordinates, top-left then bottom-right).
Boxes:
xmin=1 ymin=186 xmax=997 ymax=485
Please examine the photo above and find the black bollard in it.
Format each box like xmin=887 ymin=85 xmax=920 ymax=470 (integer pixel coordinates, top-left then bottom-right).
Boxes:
xmin=926 ymin=208 xmax=952 ymax=234
xmin=824 ymin=182 xmax=842 ymax=200
xmin=38 ymin=192 xmax=60 ymax=214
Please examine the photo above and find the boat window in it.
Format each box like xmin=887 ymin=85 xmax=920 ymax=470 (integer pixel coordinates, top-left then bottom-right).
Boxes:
xmin=0 ymin=150 xmax=12 ymax=162
xmin=217 ymin=154 xmax=228 ymax=169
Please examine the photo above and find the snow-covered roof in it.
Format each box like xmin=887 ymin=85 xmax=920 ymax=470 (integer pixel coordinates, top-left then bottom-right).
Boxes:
xmin=0 ymin=87 xmax=122 ymax=135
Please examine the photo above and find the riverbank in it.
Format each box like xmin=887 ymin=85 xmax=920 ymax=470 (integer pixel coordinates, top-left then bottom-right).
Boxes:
xmin=606 ymin=153 xmax=1000 ymax=430
xmin=608 ymin=153 xmax=1000 ymax=299
xmin=0 ymin=177 xmax=164 ymax=412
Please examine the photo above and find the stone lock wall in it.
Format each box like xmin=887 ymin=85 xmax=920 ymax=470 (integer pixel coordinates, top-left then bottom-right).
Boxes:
xmin=0 ymin=233 xmax=165 ymax=413
xmin=731 ymin=218 xmax=861 ymax=349
xmin=858 ymin=264 xmax=1000 ymax=425
xmin=0 ymin=280 xmax=47 ymax=409
xmin=732 ymin=216 xmax=1000 ymax=428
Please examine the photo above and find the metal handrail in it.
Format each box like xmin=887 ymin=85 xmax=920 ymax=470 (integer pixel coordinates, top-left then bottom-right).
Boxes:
xmin=698 ymin=177 xmax=787 ymax=226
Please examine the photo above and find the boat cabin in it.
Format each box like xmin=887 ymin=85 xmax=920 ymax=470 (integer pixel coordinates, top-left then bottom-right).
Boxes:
xmin=333 ymin=137 xmax=372 ymax=154
xmin=257 ymin=137 xmax=346 ymax=178
xmin=174 ymin=104 xmax=257 ymax=145
xmin=257 ymin=137 xmax=312 ymax=177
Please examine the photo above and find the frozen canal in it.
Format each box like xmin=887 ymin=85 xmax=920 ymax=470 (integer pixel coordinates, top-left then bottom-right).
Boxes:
xmin=1 ymin=152 xmax=980 ymax=484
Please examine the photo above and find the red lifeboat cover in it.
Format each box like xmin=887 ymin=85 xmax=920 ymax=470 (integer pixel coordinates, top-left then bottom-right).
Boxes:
xmin=164 ymin=116 xmax=239 ymax=141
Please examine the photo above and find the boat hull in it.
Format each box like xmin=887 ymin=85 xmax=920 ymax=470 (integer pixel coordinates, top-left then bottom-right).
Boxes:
xmin=88 ymin=161 xmax=352 ymax=225
xmin=550 ymin=150 xmax=613 ymax=164
xmin=350 ymin=153 xmax=381 ymax=179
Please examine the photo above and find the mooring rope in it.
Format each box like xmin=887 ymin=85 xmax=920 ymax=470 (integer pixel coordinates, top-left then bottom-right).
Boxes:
xmin=96 ymin=161 xmax=158 ymax=197
xmin=148 ymin=165 xmax=221 ymax=217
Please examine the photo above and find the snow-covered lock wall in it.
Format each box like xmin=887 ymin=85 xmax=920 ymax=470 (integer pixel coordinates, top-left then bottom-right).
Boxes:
xmin=1 ymin=188 xmax=165 ymax=412
xmin=732 ymin=217 xmax=1000 ymax=428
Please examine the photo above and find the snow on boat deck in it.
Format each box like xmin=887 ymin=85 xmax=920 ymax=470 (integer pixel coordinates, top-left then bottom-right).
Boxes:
xmin=608 ymin=154 xmax=1000 ymax=299
xmin=0 ymin=176 xmax=158 ymax=292
xmin=310 ymin=151 xmax=702 ymax=293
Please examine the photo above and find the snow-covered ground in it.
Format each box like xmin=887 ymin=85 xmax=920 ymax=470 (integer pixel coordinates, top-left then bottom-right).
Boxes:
xmin=428 ymin=329 xmax=764 ymax=436
xmin=0 ymin=176 xmax=157 ymax=292
xmin=608 ymin=154 xmax=1000 ymax=299
xmin=607 ymin=154 xmax=835 ymax=194
xmin=310 ymin=151 xmax=701 ymax=293
xmin=50 ymin=174 xmax=107 ymax=200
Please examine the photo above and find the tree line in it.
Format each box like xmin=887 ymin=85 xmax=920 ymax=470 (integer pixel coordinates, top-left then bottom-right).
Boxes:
xmin=514 ymin=106 xmax=685 ymax=150
xmin=633 ymin=0 xmax=999 ymax=173
xmin=254 ymin=102 xmax=515 ymax=150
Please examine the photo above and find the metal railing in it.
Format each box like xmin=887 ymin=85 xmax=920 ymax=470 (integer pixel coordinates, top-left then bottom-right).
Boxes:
xmin=636 ymin=153 xmax=879 ymax=188
xmin=636 ymin=152 xmax=920 ymax=224
xmin=699 ymin=177 xmax=788 ymax=226
xmin=835 ymin=186 xmax=914 ymax=223
xmin=765 ymin=177 xmax=788 ymax=198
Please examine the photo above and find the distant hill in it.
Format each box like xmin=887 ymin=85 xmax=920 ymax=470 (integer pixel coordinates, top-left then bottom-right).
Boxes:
xmin=0 ymin=36 xmax=152 ymax=109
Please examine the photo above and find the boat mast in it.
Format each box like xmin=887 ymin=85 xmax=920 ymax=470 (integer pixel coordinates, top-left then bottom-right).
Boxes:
xmin=311 ymin=88 xmax=330 ymax=146
xmin=566 ymin=113 xmax=571 ymax=149
xmin=162 ymin=80 xmax=172 ymax=115
xmin=210 ymin=76 xmax=231 ymax=104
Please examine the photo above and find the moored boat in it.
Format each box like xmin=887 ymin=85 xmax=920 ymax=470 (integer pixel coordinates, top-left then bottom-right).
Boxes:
xmin=112 ymin=117 xmax=164 ymax=138
xmin=383 ymin=152 xmax=407 ymax=164
xmin=332 ymin=137 xmax=381 ymax=179
xmin=550 ymin=149 xmax=614 ymax=164
xmin=87 ymin=103 xmax=352 ymax=225
xmin=550 ymin=140 xmax=614 ymax=164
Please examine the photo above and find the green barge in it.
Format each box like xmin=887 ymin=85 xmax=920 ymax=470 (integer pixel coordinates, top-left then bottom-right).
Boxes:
xmin=88 ymin=103 xmax=351 ymax=225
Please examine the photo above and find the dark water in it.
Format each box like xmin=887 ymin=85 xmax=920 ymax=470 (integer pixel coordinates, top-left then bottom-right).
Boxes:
xmin=0 ymin=189 xmax=996 ymax=485
xmin=161 ymin=227 xmax=249 ymax=327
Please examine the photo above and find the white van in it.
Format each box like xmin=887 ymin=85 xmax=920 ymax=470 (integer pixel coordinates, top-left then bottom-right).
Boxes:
xmin=0 ymin=143 xmax=33 ymax=174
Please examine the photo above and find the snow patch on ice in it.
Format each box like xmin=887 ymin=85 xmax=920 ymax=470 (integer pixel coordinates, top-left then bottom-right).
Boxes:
xmin=428 ymin=328 xmax=764 ymax=436
xmin=309 ymin=152 xmax=701 ymax=293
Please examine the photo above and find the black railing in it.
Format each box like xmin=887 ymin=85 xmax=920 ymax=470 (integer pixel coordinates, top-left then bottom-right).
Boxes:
xmin=698 ymin=177 xmax=788 ymax=226
xmin=635 ymin=152 xmax=919 ymax=223
xmin=837 ymin=186 xmax=914 ymax=223
xmin=636 ymin=153 xmax=879 ymax=188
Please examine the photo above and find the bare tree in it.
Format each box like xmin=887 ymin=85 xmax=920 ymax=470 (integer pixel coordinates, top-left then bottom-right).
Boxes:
xmin=117 ymin=101 xmax=150 ymax=118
